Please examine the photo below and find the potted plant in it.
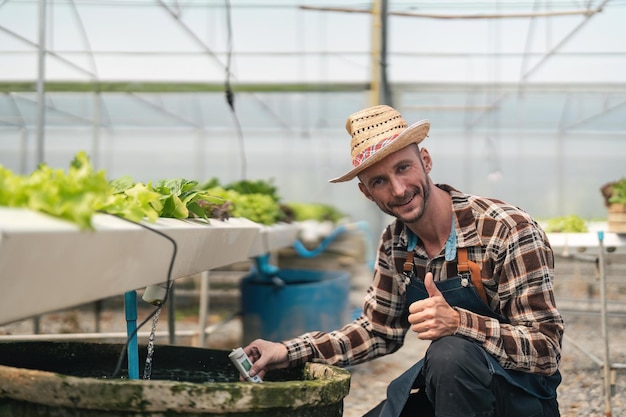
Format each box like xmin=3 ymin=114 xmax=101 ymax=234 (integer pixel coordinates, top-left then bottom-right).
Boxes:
xmin=600 ymin=177 xmax=626 ymax=233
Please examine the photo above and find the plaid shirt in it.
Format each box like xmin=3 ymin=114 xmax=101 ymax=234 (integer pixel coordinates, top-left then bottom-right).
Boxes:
xmin=283 ymin=184 xmax=564 ymax=376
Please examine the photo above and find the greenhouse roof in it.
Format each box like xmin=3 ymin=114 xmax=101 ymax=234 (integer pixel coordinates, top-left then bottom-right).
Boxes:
xmin=1 ymin=0 xmax=626 ymax=133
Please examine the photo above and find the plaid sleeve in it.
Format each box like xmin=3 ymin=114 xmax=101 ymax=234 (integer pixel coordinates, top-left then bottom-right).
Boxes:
xmin=283 ymin=239 xmax=410 ymax=368
xmin=454 ymin=221 xmax=564 ymax=375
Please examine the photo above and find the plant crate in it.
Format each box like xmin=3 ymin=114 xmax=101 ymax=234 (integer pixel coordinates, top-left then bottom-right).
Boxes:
xmin=608 ymin=203 xmax=626 ymax=234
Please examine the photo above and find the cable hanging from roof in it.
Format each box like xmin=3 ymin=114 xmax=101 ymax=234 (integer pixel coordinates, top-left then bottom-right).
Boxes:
xmin=223 ymin=0 xmax=248 ymax=180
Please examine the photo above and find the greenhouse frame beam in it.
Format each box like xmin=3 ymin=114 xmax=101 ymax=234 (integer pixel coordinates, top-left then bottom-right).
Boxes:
xmin=156 ymin=0 xmax=227 ymax=75
xmin=521 ymin=0 xmax=613 ymax=82
xmin=4 ymin=82 xmax=626 ymax=134
xmin=155 ymin=0 xmax=304 ymax=133
xmin=0 ymin=93 xmax=26 ymax=128
xmin=0 ymin=82 xmax=370 ymax=94
xmin=456 ymin=0 xmax=611 ymax=132
xmin=380 ymin=0 xmax=610 ymax=133
xmin=128 ymin=92 xmax=204 ymax=129
xmin=560 ymin=97 xmax=626 ymax=132
xmin=5 ymin=81 xmax=626 ymax=94
xmin=66 ymin=0 xmax=99 ymax=78
xmin=299 ymin=5 xmax=602 ymax=20
xmin=0 ymin=27 xmax=97 ymax=80
xmin=463 ymin=92 xmax=506 ymax=130
xmin=36 ymin=0 xmax=46 ymax=165
xmin=6 ymin=50 xmax=625 ymax=59
xmin=11 ymin=92 xmax=102 ymax=126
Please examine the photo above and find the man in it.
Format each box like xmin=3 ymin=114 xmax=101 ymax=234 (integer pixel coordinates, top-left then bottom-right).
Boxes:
xmin=243 ymin=105 xmax=564 ymax=417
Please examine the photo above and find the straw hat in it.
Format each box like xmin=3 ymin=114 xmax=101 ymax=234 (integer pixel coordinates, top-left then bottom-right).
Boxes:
xmin=329 ymin=105 xmax=430 ymax=183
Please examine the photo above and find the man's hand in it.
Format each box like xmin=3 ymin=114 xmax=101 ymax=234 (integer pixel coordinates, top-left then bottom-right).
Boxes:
xmin=407 ymin=272 xmax=460 ymax=340
xmin=242 ymin=339 xmax=289 ymax=380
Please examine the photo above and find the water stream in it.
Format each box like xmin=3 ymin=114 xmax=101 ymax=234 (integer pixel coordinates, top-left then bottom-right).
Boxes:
xmin=143 ymin=306 xmax=161 ymax=380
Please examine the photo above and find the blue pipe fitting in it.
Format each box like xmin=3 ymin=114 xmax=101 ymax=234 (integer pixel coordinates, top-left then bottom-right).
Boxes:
xmin=123 ymin=290 xmax=139 ymax=380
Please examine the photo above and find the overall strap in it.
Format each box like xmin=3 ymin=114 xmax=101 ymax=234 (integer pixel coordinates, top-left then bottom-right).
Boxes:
xmin=403 ymin=232 xmax=418 ymax=276
xmin=403 ymin=252 xmax=414 ymax=275
xmin=457 ymin=247 xmax=489 ymax=304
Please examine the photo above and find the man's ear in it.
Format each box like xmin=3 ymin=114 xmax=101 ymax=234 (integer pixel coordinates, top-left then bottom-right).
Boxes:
xmin=358 ymin=182 xmax=374 ymax=201
xmin=420 ymin=148 xmax=433 ymax=174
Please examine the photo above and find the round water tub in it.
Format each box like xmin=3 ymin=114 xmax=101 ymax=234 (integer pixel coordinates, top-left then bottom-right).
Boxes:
xmin=241 ymin=268 xmax=351 ymax=344
xmin=0 ymin=341 xmax=350 ymax=416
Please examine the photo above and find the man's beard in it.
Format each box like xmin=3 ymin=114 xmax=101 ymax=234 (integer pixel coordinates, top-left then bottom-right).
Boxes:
xmin=381 ymin=180 xmax=431 ymax=224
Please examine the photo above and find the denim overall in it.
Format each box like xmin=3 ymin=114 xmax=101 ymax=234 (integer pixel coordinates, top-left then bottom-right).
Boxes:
xmin=373 ymin=226 xmax=561 ymax=417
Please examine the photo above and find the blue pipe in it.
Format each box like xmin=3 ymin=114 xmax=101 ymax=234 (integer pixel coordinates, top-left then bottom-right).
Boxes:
xmin=252 ymin=253 xmax=287 ymax=286
xmin=293 ymin=221 xmax=376 ymax=270
xmin=250 ymin=221 xmax=376 ymax=287
xmin=254 ymin=253 xmax=280 ymax=277
xmin=123 ymin=290 xmax=139 ymax=380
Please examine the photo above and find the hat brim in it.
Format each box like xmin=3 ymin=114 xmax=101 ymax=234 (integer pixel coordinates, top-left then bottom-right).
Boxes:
xmin=328 ymin=119 xmax=430 ymax=183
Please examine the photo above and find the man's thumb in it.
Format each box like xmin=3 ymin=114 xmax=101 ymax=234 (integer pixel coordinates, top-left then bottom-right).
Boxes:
xmin=424 ymin=272 xmax=441 ymax=298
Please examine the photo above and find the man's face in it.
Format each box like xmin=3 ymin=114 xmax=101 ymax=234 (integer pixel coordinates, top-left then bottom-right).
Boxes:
xmin=357 ymin=145 xmax=432 ymax=225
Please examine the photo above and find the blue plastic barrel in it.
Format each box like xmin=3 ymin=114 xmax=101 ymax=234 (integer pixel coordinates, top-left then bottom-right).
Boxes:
xmin=240 ymin=269 xmax=351 ymax=344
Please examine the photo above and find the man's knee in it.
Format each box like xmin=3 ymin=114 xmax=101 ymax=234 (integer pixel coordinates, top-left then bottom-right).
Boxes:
xmin=420 ymin=337 xmax=554 ymax=417
xmin=423 ymin=336 xmax=491 ymax=383
xmin=421 ymin=336 xmax=494 ymax=415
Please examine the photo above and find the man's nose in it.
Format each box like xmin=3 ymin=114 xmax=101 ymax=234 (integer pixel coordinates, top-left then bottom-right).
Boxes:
xmin=389 ymin=176 xmax=406 ymax=197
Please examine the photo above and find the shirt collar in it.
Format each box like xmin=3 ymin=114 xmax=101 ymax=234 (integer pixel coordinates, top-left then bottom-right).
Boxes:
xmin=397 ymin=184 xmax=482 ymax=252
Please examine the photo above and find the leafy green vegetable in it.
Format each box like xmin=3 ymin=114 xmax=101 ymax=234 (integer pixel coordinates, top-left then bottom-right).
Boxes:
xmin=103 ymin=177 xmax=163 ymax=223
xmin=283 ymin=202 xmax=345 ymax=223
xmin=108 ymin=176 xmax=229 ymax=222
xmin=154 ymin=178 xmax=224 ymax=221
xmin=0 ymin=151 xmax=338 ymax=229
xmin=608 ymin=177 xmax=626 ymax=204
xmin=197 ymin=177 xmax=220 ymax=191
xmin=544 ymin=215 xmax=588 ymax=233
xmin=0 ymin=151 xmax=111 ymax=229
xmin=223 ymin=179 xmax=281 ymax=202
xmin=0 ymin=166 xmax=24 ymax=207
xmin=0 ymin=153 xmax=231 ymax=229
xmin=205 ymin=186 xmax=284 ymax=225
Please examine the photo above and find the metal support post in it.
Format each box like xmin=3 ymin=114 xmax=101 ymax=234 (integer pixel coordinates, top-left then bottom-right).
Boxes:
xmin=197 ymin=271 xmax=210 ymax=347
xmin=167 ymin=284 xmax=176 ymax=345
xmin=597 ymin=231 xmax=612 ymax=416
xmin=36 ymin=0 xmax=47 ymax=165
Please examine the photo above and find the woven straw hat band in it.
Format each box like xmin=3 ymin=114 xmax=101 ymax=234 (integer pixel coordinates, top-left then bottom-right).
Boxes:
xmin=347 ymin=105 xmax=409 ymax=162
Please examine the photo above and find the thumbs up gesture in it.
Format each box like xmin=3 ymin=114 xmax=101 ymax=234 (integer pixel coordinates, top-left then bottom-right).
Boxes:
xmin=407 ymin=272 xmax=460 ymax=340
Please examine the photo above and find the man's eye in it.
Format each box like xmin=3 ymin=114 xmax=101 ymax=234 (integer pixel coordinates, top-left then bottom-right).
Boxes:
xmin=371 ymin=178 xmax=384 ymax=187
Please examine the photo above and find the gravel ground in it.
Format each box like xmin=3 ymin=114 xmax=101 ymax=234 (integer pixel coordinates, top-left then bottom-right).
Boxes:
xmin=1 ymin=254 xmax=625 ymax=417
